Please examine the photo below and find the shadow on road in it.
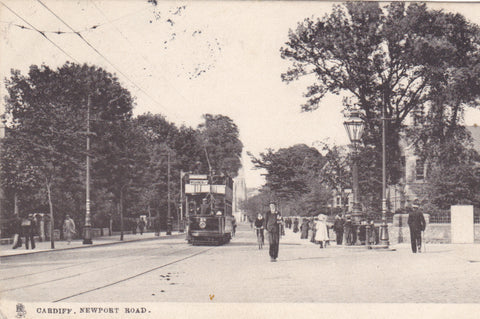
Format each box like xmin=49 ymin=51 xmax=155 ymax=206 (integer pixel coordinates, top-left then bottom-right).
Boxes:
xmin=227 ymin=242 xmax=302 ymax=247
xmin=280 ymin=256 xmax=329 ymax=262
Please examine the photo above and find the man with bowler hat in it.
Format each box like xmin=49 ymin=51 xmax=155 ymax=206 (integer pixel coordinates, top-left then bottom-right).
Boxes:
xmin=408 ymin=204 xmax=426 ymax=253
xmin=264 ymin=202 xmax=282 ymax=262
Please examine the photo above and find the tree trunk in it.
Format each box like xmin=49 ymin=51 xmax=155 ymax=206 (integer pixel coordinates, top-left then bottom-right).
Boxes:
xmin=46 ymin=180 xmax=55 ymax=249
xmin=14 ymin=192 xmax=19 ymax=216
xmin=118 ymin=200 xmax=124 ymax=241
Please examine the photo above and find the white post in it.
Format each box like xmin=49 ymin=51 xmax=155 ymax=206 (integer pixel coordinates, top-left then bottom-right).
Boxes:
xmin=451 ymin=205 xmax=474 ymax=244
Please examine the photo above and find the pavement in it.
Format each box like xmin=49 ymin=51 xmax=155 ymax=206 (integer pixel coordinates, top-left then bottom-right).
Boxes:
xmin=0 ymin=231 xmax=184 ymax=257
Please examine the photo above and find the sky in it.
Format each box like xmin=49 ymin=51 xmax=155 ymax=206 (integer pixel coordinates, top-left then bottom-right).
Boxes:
xmin=1 ymin=0 xmax=480 ymax=189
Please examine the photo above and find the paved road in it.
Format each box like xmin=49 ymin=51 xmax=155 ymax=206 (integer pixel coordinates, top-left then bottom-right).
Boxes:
xmin=2 ymin=224 xmax=480 ymax=303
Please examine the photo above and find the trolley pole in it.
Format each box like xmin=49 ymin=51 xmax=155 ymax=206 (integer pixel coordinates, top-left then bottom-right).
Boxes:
xmin=166 ymin=151 xmax=172 ymax=235
xmin=179 ymin=170 xmax=184 ymax=232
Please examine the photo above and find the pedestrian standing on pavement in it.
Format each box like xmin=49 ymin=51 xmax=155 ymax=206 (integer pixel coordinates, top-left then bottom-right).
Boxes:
xmin=132 ymin=219 xmax=138 ymax=235
xmin=139 ymin=219 xmax=146 ymax=235
xmin=344 ymin=216 xmax=353 ymax=245
xmin=232 ymin=216 xmax=237 ymax=237
xmin=407 ymin=206 xmax=426 ymax=253
xmin=154 ymin=217 xmax=161 ymax=236
xmin=315 ymin=214 xmax=329 ymax=248
xmin=293 ymin=218 xmax=299 ymax=233
xmin=11 ymin=215 xmax=22 ymax=249
xmin=63 ymin=214 xmax=76 ymax=244
xmin=22 ymin=214 xmax=36 ymax=250
xmin=333 ymin=215 xmax=344 ymax=245
xmin=265 ymin=202 xmax=282 ymax=262
xmin=300 ymin=218 xmax=309 ymax=239
xmin=310 ymin=218 xmax=317 ymax=243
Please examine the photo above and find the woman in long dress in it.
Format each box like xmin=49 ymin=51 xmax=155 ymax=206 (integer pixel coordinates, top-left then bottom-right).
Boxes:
xmin=314 ymin=214 xmax=329 ymax=248
xmin=63 ymin=214 xmax=76 ymax=244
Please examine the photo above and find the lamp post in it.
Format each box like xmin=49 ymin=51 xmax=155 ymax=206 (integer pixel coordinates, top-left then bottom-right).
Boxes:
xmin=379 ymin=103 xmax=390 ymax=247
xmin=343 ymin=108 xmax=365 ymax=245
xmin=83 ymin=95 xmax=93 ymax=244
xmin=0 ymin=115 xmax=5 ymax=236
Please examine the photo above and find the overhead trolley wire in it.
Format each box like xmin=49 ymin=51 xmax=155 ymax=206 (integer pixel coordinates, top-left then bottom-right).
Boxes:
xmin=0 ymin=1 xmax=79 ymax=63
xmin=36 ymin=0 xmax=179 ymax=118
xmin=1 ymin=3 xmax=152 ymax=34
xmin=89 ymin=0 xmax=193 ymax=110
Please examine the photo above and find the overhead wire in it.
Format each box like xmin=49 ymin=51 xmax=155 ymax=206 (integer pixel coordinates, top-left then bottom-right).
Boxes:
xmin=0 ymin=1 xmax=79 ymax=63
xmin=35 ymin=0 xmax=179 ymax=118
xmin=0 ymin=3 xmax=153 ymax=34
xmin=89 ymin=0 xmax=193 ymax=111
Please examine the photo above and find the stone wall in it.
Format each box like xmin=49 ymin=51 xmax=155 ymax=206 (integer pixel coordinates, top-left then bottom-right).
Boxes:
xmin=388 ymin=214 xmax=480 ymax=244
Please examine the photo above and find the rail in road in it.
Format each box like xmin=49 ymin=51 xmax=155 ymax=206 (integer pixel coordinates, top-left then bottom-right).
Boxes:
xmin=0 ymin=237 xmax=220 ymax=303
xmin=53 ymin=247 xmax=213 ymax=302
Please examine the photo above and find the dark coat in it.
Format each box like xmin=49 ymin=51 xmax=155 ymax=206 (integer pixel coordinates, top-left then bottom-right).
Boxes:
xmin=408 ymin=210 xmax=426 ymax=232
xmin=21 ymin=217 xmax=36 ymax=236
xmin=254 ymin=218 xmax=264 ymax=228
xmin=333 ymin=219 xmax=344 ymax=233
xmin=265 ymin=211 xmax=282 ymax=233
xmin=11 ymin=217 xmax=22 ymax=235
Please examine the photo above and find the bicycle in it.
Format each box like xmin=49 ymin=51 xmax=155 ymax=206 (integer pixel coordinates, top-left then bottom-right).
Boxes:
xmin=255 ymin=227 xmax=264 ymax=250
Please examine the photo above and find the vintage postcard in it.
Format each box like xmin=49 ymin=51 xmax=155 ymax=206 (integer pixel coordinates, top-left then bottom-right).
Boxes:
xmin=1 ymin=1 xmax=480 ymax=318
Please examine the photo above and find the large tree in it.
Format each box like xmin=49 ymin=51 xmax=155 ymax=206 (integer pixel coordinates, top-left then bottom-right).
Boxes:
xmin=197 ymin=114 xmax=243 ymax=177
xmin=251 ymin=144 xmax=328 ymax=215
xmin=2 ymin=63 xmax=134 ymax=244
xmin=280 ymin=2 xmax=480 ymax=188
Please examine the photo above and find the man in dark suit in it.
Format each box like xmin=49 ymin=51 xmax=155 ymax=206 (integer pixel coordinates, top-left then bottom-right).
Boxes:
xmin=407 ymin=206 xmax=426 ymax=253
xmin=264 ymin=202 xmax=282 ymax=262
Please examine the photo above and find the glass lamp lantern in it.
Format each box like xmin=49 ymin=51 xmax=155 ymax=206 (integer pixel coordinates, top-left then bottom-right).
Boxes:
xmin=343 ymin=110 xmax=365 ymax=145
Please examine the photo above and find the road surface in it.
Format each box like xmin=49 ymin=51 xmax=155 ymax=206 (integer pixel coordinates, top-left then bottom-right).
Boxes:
xmin=2 ymin=224 xmax=480 ymax=303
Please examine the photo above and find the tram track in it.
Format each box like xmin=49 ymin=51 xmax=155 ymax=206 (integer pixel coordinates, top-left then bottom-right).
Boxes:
xmin=0 ymin=245 xmax=200 ymax=293
xmin=53 ymin=246 xmax=214 ymax=302
xmin=0 ymin=241 xmax=188 ymax=281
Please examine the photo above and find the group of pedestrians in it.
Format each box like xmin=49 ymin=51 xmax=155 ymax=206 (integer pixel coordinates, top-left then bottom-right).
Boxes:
xmin=253 ymin=205 xmax=427 ymax=262
xmin=293 ymin=215 xmax=330 ymax=248
xmin=11 ymin=214 xmax=36 ymax=250
xmin=131 ymin=218 xmax=146 ymax=235
xmin=10 ymin=214 xmax=77 ymax=249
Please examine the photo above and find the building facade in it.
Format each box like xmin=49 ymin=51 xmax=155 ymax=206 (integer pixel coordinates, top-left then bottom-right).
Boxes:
xmin=388 ymin=126 xmax=480 ymax=212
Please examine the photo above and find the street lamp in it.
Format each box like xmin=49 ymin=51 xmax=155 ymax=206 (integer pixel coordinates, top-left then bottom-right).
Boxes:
xmin=343 ymin=108 xmax=365 ymax=245
xmin=83 ymin=95 xmax=93 ymax=245
xmin=379 ymin=104 xmax=390 ymax=247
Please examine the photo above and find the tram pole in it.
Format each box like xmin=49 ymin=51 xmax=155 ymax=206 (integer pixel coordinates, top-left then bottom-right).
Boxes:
xmin=166 ymin=151 xmax=172 ymax=235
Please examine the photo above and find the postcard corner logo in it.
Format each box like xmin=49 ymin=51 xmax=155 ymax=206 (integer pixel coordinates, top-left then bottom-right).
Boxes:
xmin=15 ymin=303 xmax=26 ymax=318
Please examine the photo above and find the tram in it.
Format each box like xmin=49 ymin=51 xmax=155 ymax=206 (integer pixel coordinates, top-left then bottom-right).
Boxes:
xmin=183 ymin=173 xmax=234 ymax=245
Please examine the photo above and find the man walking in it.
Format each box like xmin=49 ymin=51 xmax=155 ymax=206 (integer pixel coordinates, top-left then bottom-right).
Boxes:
xmin=407 ymin=206 xmax=426 ymax=253
xmin=265 ymin=202 xmax=282 ymax=262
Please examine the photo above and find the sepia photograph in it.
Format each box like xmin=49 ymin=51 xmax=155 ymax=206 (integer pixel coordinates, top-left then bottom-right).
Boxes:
xmin=1 ymin=1 xmax=480 ymax=318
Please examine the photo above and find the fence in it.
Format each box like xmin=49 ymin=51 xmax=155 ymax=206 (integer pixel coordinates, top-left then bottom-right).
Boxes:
xmin=424 ymin=210 xmax=480 ymax=224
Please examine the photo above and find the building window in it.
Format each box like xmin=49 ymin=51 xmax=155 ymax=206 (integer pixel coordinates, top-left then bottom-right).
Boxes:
xmin=336 ymin=197 xmax=340 ymax=206
xmin=416 ymin=159 xmax=425 ymax=180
